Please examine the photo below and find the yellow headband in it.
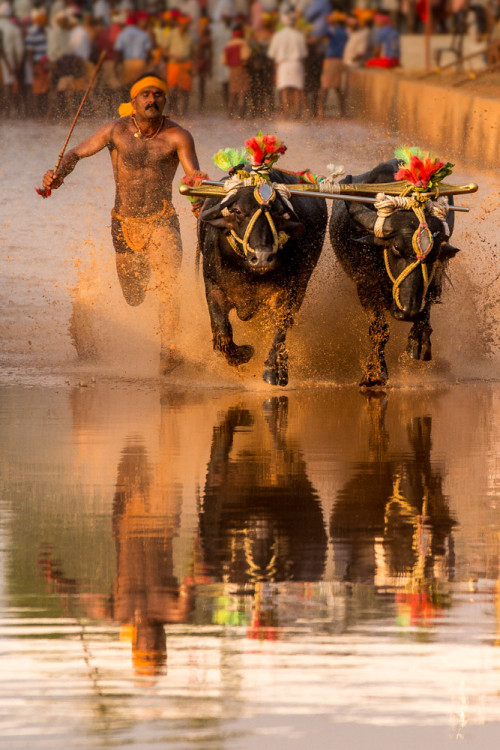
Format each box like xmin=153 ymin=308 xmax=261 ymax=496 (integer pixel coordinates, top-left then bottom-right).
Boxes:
xmin=118 ymin=77 xmax=168 ymax=117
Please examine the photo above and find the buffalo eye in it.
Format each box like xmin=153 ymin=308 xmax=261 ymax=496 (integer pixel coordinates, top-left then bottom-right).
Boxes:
xmin=231 ymin=206 xmax=243 ymax=217
xmin=391 ymin=243 xmax=402 ymax=257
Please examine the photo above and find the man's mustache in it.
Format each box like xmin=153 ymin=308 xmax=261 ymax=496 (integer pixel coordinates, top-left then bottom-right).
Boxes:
xmin=146 ymin=103 xmax=159 ymax=111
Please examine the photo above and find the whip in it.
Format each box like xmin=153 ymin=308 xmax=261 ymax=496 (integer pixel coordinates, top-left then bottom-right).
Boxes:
xmin=36 ymin=50 xmax=106 ymax=198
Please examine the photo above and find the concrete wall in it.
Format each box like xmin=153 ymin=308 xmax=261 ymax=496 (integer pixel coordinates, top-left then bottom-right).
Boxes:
xmin=346 ymin=69 xmax=500 ymax=168
xmin=399 ymin=34 xmax=485 ymax=70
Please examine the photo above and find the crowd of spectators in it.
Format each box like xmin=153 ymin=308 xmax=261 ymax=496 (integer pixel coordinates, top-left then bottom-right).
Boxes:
xmin=0 ymin=0 xmax=499 ymax=121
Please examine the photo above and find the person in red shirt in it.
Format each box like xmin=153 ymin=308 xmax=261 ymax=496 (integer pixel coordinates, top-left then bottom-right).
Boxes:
xmin=222 ymin=25 xmax=251 ymax=118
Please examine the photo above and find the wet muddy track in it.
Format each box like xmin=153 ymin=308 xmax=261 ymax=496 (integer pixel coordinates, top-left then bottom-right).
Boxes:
xmin=0 ymin=114 xmax=498 ymax=387
xmin=1 ymin=115 xmax=500 ymax=749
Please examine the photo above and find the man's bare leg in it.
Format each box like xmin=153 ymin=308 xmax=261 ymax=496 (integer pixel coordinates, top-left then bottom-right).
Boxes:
xmin=147 ymin=218 xmax=183 ymax=374
xmin=112 ymin=217 xmax=152 ymax=305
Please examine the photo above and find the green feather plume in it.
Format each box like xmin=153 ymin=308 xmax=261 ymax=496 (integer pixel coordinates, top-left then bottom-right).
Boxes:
xmin=212 ymin=148 xmax=248 ymax=172
xmin=394 ymin=146 xmax=424 ymax=165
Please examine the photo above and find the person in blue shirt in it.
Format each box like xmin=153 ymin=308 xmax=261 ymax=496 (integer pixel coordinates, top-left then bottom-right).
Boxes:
xmin=365 ymin=12 xmax=400 ymax=68
xmin=317 ymin=11 xmax=348 ymax=118
xmin=303 ymin=0 xmax=331 ymax=38
xmin=114 ymin=12 xmax=153 ymax=88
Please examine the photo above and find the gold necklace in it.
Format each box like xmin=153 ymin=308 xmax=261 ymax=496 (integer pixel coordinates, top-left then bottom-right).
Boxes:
xmin=132 ymin=115 xmax=165 ymax=140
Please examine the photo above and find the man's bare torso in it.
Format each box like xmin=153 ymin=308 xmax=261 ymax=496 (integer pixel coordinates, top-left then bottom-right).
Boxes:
xmin=109 ymin=117 xmax=184 ymax=218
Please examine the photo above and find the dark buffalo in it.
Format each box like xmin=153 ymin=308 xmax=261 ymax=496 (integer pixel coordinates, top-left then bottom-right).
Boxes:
xmin=329 ymin=159 xmax=460 ymax=387
xmin=199 ymin=170 xmax=328 ymax=386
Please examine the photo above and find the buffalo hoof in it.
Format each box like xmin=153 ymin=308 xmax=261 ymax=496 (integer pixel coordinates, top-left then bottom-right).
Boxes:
xmin=360 ymin=361 xmax=388 ymax=389
xmin=263 ymin=365 xmax=288 ymax=387
xmin=225 ymin=343 xmax=254 ymax=367
xmin=420 ymin=342 xmax=432 ymax=361
xmin=407 ymin=339 xmax=432 ymax=362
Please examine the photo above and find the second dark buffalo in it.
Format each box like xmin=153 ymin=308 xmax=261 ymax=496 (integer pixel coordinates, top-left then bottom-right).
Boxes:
xmin=329 ymin=159 xmax=461 ymax=387
xmin=198 ymin=170 xmax=328 ymax=386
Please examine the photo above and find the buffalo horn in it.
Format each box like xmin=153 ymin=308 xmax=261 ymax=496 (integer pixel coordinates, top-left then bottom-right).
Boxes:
xmin=200 ymin=192 xmax=238 ymax=221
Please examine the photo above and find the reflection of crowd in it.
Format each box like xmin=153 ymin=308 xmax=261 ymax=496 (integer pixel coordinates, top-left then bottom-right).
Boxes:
xmin=0 ymin=0 xmax=499 ymax=121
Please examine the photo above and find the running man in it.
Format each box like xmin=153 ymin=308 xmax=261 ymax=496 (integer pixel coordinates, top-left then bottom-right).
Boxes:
xmin=42 ymin=72 xmax=203 ymax=374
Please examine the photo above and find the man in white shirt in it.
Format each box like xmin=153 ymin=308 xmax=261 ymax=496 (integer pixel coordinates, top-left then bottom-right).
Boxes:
xmin=69 ymin=11 xmax=92 ymax=62
xmin=0 ymin=1 xmax=24 ymax=114
xmin=342 ymin=14 xmax=370 ymax=68
xmin=267 ymin=13 xmax=307 ymax=118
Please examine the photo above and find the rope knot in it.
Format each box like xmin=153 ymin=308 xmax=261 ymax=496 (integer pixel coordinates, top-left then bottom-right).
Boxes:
xmin=319 ymin=163 xmax=346 ymax=194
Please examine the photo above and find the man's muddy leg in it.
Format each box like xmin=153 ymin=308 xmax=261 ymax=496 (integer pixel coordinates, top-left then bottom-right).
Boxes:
xmin=112 ymin=218 xmax=151 ymax=306
xmin=147 ymin=218 xmax=183 ymax=374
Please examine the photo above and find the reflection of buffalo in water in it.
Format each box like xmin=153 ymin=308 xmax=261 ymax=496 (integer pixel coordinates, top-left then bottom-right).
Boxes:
xmin=200 ymin=397 xmax=327 ymax=585
xmin=331 ymin=394 xmax=455 ymax=587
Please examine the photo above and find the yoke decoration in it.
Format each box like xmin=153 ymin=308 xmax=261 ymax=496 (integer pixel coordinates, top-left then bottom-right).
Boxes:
xmin=394 ymin=146 xmax=454 ymax=192
xmin=211 ymin=132 xmax=291 ymax=259
xmin=211 ymin=131 xmax=287 ymax=187
xmin=245 ymin=132 xmax=287 ymax=170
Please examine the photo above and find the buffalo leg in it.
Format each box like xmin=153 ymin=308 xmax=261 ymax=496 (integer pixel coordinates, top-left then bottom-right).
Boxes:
xmin=407 ymin=313 xmax=433 ymax=361
xmin=361 ymin=310 xmax=390 ymax=388
xmin=205 ymin=281 xmax=254 ymax=366
xmin=263 ymin=326 xmax=289 ymax=386
xmin=263 ymin=301 xmax=296 ymax=386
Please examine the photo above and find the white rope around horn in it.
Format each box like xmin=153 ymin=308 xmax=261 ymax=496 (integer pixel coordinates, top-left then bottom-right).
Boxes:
xmin=373 ymin=193 xmax=450 ymax=238
xmin=373 ymin=193 xmax=413 ymax=237
xmin=425 ymin=196 xmax=450 ymax=236
xmin=221 ymin=172 xmax=294 ymax=210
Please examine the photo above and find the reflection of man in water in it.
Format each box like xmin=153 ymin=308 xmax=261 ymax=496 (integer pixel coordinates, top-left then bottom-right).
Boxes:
xmin=112 ymin=440 xmax=192 ymax=677
xmin=39 ymin=434 xmax=195 ymax=679
xmin=41 ymin=73 xmax=203 ymax=374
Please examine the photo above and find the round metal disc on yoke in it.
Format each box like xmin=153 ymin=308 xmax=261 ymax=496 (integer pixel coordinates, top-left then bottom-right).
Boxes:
xmin=255 ymin=182 xmax=275 ymax=205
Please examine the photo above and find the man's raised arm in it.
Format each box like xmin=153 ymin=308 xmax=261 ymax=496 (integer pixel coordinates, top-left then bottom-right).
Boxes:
xmin=176 ymin=128 xmax=201 ymax=178
xmin=42 ymin=122 xmax=114 ymax=192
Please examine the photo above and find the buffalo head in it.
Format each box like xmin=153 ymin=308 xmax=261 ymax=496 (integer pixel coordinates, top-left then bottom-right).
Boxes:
xmin=200 ymin=182 xmax=305 ymax=273
xmin=348 ymin=200 xmax=460 ymax=320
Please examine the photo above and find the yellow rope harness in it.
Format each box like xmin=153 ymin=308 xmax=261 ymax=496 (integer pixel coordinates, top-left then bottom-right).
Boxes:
xmin=224 ymin=183 xmax=290 ymax=259
xmin=383 ymin=249 xmax=439 ymax=313
xmin=218 ymin=174 xmax=290 ymax=259
xmin=374 ymin=193 xmax=446 ymax=312
xmin=384 ymin=473 xmax=431 ymax=587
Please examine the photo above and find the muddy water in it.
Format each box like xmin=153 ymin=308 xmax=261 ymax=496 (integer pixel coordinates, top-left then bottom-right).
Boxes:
xmin=1 ymin=383 xmax=500 ymax=749
xmin=1 ymin=115 xmax=500 ymax=749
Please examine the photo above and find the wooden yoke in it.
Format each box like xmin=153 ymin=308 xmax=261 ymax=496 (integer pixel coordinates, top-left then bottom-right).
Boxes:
xmin=179 ymin=179 xmax=478 ymax=212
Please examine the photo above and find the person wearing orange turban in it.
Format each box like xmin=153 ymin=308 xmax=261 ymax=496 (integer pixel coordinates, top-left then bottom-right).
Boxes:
xmin=40 ymin=72 xmax=204 ymax=375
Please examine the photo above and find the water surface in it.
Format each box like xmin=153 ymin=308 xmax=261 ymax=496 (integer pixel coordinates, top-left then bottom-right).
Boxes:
xmin=1 ymin=383 xmax=500 ymax=749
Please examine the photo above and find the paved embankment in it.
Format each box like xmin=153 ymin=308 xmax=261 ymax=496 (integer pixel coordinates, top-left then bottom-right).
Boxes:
xmin=346 ymin=68 xmax=500 ymax=168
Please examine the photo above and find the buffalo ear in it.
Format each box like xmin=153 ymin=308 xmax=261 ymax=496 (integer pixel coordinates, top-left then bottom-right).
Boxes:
xmin=279 ymin=218 xmax=305 ymax=238
xmin=440 ymin=242 xmax=461 ymax=259
xmin=201 ymin=216 xmax=236 ymax=229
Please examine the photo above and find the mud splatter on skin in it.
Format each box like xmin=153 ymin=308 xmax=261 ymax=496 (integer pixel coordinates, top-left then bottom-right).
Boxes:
xmin=0 ymin=116 xmax=497 ymax=387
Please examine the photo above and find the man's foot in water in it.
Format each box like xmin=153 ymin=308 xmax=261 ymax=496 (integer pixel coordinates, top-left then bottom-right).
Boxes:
xmin=160 ymin=346 xmax=184 ymax=375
